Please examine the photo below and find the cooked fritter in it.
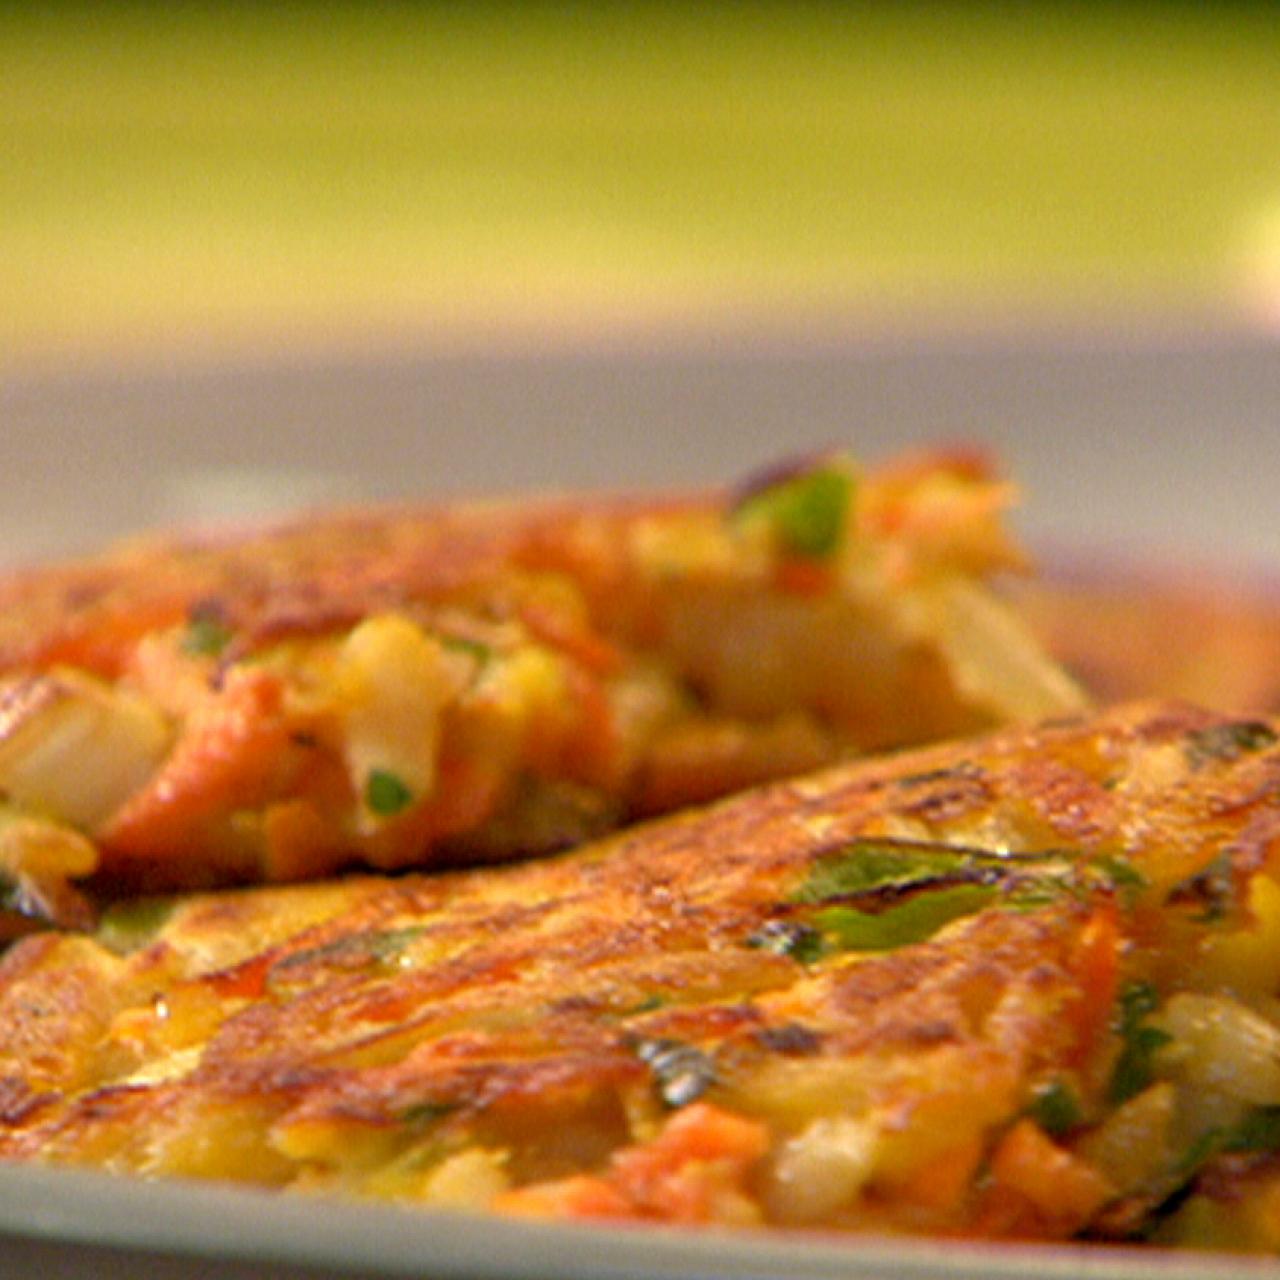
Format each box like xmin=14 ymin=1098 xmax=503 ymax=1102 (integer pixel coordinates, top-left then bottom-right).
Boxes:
xmin=0 ymin=450 xmax=1082 ymax=907
xmin=1019 ymin=559 xmax=1280 ymax=715
xmin=4 ymin=700 xmax=1280 ymax=1248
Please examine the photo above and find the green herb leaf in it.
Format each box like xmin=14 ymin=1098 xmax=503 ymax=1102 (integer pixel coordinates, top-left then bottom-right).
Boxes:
xmin=1110 ymin=1026 xmax=1174 ymax=1106
xmin=1225 ymin=1105 xmax=1280 ymax=1154
xmin=1185 ymin=720 xmax=1278 ymax=768
xmin=1158 ymin=1106 xmax=1280 ymax=1196
xmin=815 ymin=884 xmax=998 ymax=952
xmin=97 ymin=897 xmax=175 ymax=955
xmin=365 ymin=769 xmax=414 ymax=816
xmin=625 ymin=993 xmax=669 ymax=1015
xmin=792 ymin=839 xmax=1148 ymax=957
xmin=794 ymin=839 xmax=971 ymax=904
xmin=0 ymin=868 xmax=21 ymax=916
xmin=792 ymin=837 xmax=1133 ymax=908
xmin=398 ymin=1100 xmax=457 ymax=1129
xmin=1093 ymin=855 xmax=1148 ymax=905
xmin=1118 ymin=980 xmax=1161 ymax=1027
xmin=1028 ymin=1078 xmax=1084 ymax=1137
xmin=735 ymin=463 xmax=853 ymax=560
xmin=1100 ymin=857 xmax=1145 ymax=889
xmin=183 ymin=615 xmax=234 ymax=658
xmin=276 ymin=925 xmax=427 ymax=973
xmin=1109 ymin=981 xmax=1173 ymax=1105
xmin=440 ymin=634 xmax=493 ymax=665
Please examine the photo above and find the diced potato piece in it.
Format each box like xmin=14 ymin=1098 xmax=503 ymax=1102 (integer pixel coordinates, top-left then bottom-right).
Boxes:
xmin=334 ymin=616 xmax=467 ymax=827
xmin=766 ymin=1115 xmax=880 ymax=1223
xmin=420 ymin=1148 xmax=511 ymax=1210
xmin=1196 ymin=874 xmax=1280 ymax=998
xmin=0 ymin=668 xmax=172 ymax=830
xmin=1155 ymin=992 xmax=1280 ymax=1106
xmin=1076 ymin=1082 xmax=1176 ymax=1194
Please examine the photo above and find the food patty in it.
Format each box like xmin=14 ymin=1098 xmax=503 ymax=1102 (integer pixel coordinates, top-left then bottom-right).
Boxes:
xmin=3 ymin=699 xmax=1280 ymax=1248
xmin=1019 ymin=558 xmax=1280 ymax=715
xmin=0 ymin=450 xmax=1082 ymax=908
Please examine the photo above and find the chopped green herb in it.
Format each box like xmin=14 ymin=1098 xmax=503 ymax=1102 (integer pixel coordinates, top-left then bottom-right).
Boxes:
xmin=439 ymin=634 xmax=492 ymax=665
xmin=1155 ymin=1106 xmax=1280 ymax=1204
xmin=364 ymin=926 xmax=427 ymax=961
xmin=1225 ymin=1105 xmax=1280 ymax=1154
xmin=1118 ymin=979 xmax=1161 ymax=1025
xmin=1028 ymin=1078 xmax=1083 ymax=1137
xmin=790 ymin=839 xmax=1149 ymax=956
xmin=1185 ymin=720 xmax=1278 ymax=768
xmin=744 ymin=919 xmax=827 ymax=964
xmin=399 ymin=1100 xmax=457 ymax=1129
xmin=1109 ymin=981 xmax=1173 ymax=1105
xmin=97 ymin=897 xmax=175 ymax=955
xmin=1109 ymin=1025 xmax=1174 ymax=1106
xmin=794 ymin=839 xmax=970 ymax=904
xmin=1171 ymin=1127 xmax=1228 ymax=1182
xmin=1092 ymin=855 xmax=1149 ymax=907
xmin=734 ymin=463 xmax=853 ymax=560
xmin=815 ymin=884 xmax=998 ymax=952
xmin=624 ymin=993 xmax=669 ymax=1015
xmin=365 ymin=769 xmax=414 ymax=816
xmin=0 ymin=868 xmax=21 ymax=916
xmin=183 ymin=614 xmax=234 ymax=658
xmin=276 ymin=925 xmax=427 ymax=972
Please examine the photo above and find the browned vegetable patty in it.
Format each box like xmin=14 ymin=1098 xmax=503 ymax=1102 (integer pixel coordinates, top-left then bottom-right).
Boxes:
xmin=3 ymin=699 xmax=1280 ymax=1248
xmin=0 ymin=450 xmax=1081 ymax=910
xmin=1020 ymin=558 xmax=1280 ymax=715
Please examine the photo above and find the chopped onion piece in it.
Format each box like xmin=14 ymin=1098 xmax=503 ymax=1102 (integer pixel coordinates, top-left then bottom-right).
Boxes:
xmin=767 ymin=1115 xmax=879 ymax=1223
xmin=1156 ymin=992 xmax=1280 ymax=1106
xmin=0 ymin=669 xmax=173 ymax=831
xmin=924 ymin=577 xmax=1090 ymax=723
xmin=334 ymin=615 xmax=467 ymax=829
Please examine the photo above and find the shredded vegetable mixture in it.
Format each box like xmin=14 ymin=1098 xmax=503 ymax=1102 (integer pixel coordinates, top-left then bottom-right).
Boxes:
xmin=1 ymin=702 xmax=1280 ymax=1250
xmin=0 ymin=450 xmax=1082 ymax=912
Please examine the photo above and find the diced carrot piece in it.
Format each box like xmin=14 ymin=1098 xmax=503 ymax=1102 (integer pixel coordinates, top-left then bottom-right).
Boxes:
xmin=101 ymin=668 xmax=293 ymax=864
xmin=518 ymin=600 xmax=623 ymax=676
xmin=982 ymin=1119 xmax=1113 ymax=1238
xmin=34 ymin=600 xmax=187 ymax=679
xmin=494 ymin=1175 xmax=635 ymax=1220
xmin=494 ymin=1104 xmax=769 ymax=1225
xmin=519 ymin=661 xmax=619 ymax=792
xmin=773 ymin=557 xmax=834 ymax=596
xmin=609 ymin=1103 xmax=769 ymax=1222
xmin=1066 ymin=901 xmax=1119 ymax=1066
xmin=894 ymin=1134 xmax=986 ymax=1213
xmin=262 ymin=800 xmax=346 ymax=882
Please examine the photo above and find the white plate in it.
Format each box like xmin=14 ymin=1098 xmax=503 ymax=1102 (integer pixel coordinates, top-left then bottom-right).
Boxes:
xmin=0 ymin=1162 xmax=1273 ymax=1280
xmin=2 ymin=327 xmax=1279 ymax=1279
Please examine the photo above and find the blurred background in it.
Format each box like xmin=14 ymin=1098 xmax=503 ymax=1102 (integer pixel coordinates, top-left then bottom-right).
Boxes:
xmin=3 ymin=2 xmax=1280 ymax=564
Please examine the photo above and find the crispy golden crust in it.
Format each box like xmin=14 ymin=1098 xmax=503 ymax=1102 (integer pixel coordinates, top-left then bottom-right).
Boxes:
xmin=4 ymin=700 xmax=1280 ymax=1244
xmin=0 ymin=496 xmax=679 ymax=676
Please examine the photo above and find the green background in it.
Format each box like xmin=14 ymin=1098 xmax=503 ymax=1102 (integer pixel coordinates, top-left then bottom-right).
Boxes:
xmin=4 ymin=3 xmax=1279 ymax=368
